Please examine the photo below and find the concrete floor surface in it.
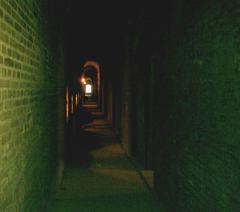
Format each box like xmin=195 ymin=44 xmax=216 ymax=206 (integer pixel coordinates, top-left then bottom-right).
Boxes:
xmin=50 ymin=120 xmax=164 ymax=212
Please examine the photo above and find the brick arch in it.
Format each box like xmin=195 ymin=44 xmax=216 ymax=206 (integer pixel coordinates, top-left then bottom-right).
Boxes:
xmin=81 ymin=60 xmax=102 ymax=109
xmin=83 ymin=61 xmax=100 ymax=75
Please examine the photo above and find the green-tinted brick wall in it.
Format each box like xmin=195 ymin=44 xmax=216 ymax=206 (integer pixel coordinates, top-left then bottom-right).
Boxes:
xmin=153 ymin=1 xmax=240 ymax=211
xmin=0 ymin=0 xmax=65 ymax=211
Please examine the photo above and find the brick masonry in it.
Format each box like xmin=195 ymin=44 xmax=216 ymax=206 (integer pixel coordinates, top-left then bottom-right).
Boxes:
xmin=0 ymin=0 xmax=65 ymax=211
xmin=153 ymin=1 xmax=240 ymax=211
xmin=121 ymin=1 xmax=240 ymax=211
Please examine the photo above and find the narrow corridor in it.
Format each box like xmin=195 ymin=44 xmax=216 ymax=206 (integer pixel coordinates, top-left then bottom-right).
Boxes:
xmin=1 ymin=1 xmax=240 ymax=211
xmin=51 ymin=120 xmax=163 ymax=212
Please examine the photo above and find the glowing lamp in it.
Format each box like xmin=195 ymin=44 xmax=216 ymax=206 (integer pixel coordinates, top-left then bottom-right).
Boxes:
xmin=85 ymin=84 xmax=92 ymax=94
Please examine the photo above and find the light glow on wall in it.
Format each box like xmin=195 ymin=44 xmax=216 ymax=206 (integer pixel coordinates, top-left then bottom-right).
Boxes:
xmin=66 ymin=88 xmax=69 ymax=123
xmin=71 ymin=95 xmax=74 ymax=114
xmin=75 ymin=94 xmax=78 ymax=106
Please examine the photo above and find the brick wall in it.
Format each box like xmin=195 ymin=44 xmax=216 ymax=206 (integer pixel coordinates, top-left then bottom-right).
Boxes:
xmin=121 ymin=1 xmax=240 ymax=210
xmin=153 ymin=1 xmax=240 ymax=211
xmin=0 ymin=0 xmax=65 ymax=211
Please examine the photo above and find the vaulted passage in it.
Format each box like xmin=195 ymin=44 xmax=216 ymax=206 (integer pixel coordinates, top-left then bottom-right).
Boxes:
xmin=1 ymin=0 xmax=240 ymax=211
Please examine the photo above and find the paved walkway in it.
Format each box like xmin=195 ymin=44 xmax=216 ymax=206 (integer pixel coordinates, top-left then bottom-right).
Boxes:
xmin=50 ymin=120 xmax=164 ymax=212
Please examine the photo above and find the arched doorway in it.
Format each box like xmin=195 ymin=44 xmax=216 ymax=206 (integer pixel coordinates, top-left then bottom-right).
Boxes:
xmin=79 ymin=60 xmax=104 ymax=117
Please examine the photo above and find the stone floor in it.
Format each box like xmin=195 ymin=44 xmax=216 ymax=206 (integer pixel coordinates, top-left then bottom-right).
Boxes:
xmin=50 ymin=120 xmax=164 ymax=212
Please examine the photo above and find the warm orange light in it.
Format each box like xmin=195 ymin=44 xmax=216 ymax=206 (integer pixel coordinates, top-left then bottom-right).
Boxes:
xmin=75 ymin=95 xmax=78 ymax=106
xmin=66 ymin=103 xmax=69 ymax=123
xmin=66 ymin=88 xmax=69 ymax=123
xmin=71 ymin=95 xmax=74 ymax=114
xmin=81 ymin=78 xmax=86 ymax=83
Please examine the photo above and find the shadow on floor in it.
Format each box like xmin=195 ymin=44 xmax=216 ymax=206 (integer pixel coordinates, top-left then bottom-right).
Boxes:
xmin=65 ymin=122 xmax=114 ymax=167
xmin=52 ymin=120 xmax=165 ymax=212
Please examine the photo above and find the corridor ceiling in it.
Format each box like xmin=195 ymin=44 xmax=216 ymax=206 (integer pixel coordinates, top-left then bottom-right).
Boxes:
xmin=63 ymin=1 xmax=141 ymax=71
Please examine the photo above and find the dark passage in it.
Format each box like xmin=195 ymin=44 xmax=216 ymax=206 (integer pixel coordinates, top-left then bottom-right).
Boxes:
xmin=1 ymin=0 xmax=240 ymax=211
xmin=51 ymin=120 xmax=163 ymax=211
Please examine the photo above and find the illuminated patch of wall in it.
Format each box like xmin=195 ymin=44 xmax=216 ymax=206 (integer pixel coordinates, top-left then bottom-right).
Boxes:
xmin=75 ymin=93 xmax=81 ymax=107
xmin=71 ymin=95 xmax=74 ymax=114
xmin=66 ymin=88 xmax=69 ymax=123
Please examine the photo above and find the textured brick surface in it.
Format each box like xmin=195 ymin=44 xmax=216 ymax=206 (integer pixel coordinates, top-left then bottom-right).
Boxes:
xmin=153 ymin=1 xmax=240 ymax=211
xmin=0 ymin=0 xmax=65 ymax=211
xmin=120 ymin=1 xmax=240 ymax=211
